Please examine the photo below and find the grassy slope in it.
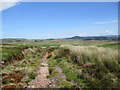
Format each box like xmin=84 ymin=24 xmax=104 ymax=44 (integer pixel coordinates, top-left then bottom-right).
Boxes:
xmin=59 ymin=45 xmax=119 ymax=88
xmin=2 ymin=39 xmax=113 ymax=47
xmin=1 ymin=46 xmax=50 ymax=88
xmin=1 ymin=40 xmax=120 ymax=88
xmin=2 ymin=45 xmax=29 ymax=62
xmin=98 ymin=42 xmax=120 ymax=49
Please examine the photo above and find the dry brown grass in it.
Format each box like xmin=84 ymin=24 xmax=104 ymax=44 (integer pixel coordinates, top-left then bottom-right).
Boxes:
xmin=60 ymin=45 xmax=119 ymax=88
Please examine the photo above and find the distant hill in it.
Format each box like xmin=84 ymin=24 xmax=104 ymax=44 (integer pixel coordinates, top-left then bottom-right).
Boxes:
xmin=1 ymin=35 xmax=119 ymax=43
xmin=46 ymin=38 xmax=55 ymax=40
xmin=1 ymin=39 xmax=27 ymax=43
xmin=66 ymin=36 xmax=82 ymax=40
xmin=1 ymin=39 xmax=43 ymax=43
xmin=66 ymin=35 xmax=119 ymax=41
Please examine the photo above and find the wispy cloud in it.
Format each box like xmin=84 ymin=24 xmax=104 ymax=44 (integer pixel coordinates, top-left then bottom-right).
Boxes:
xmin=95 ymin=20 xmax=118 ymax=24
xmin=0 ymin=0 xmax=21 ymax=11
xmin=79 ymin=33 xmax=89 ymax=36
xmin=105 ymin=30 xmax=113 ymax=34
xmin=46 ymin=33 xmax=54 ymax=38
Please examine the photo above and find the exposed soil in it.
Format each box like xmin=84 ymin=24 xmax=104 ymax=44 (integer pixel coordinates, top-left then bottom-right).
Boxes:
xmin=27 ymin=53 xmax=49 ymax=88
xmin=2 ymin=70 xmax=25 ymax=88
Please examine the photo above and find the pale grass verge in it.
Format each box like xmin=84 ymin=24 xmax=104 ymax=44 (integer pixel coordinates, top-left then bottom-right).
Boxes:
xmin=61 ymin=45 xmax=119 ymax=72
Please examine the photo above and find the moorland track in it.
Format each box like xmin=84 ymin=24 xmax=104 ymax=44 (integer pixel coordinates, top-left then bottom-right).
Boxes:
xmin=28 ymin=53 xmax=49 ymax=88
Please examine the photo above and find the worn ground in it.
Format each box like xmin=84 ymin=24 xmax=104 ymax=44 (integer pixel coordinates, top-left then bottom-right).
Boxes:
xmin=28 ymin=53 xmax=49 ymax=88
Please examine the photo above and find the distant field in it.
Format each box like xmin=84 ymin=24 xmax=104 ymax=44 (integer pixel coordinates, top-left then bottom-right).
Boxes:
xmin=2 ymin=39 xmax=118 ymax=47
xmin=98 ymin=42 xmax=120 ymax=49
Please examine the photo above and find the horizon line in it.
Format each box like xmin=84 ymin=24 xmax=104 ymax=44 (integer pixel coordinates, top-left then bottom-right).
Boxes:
xmin=1 ymin=34 xmax=119 ymax=40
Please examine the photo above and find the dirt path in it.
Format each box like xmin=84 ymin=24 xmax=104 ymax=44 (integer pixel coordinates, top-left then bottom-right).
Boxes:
xmin=27 ymin=53 xmax=49 ymax=88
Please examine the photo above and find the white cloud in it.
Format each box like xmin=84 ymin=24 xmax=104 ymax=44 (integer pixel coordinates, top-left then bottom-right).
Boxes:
xmin=105 ymin=30 xmax=113 ymax=34
xmin=79 ymin=33 xmax=89 ymax=36
xmin=47 ymin=34 xmax=50 ymax=36
xmin=0 ymin=0 xmax=21 ymax=11
xmin=95 ymin=20 xmax=118 ymax=24
xmin=112 ymin=20 xmax=118 ymax=23
xmin=46 ymin=33 xmax=54 ymax=38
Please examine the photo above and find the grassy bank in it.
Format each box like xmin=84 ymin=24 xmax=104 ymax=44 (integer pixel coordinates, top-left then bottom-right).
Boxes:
xmin=1 ymin=46 xmax=49 ymax=88
xmin=59 ymin=45 xmax=119 ymax=88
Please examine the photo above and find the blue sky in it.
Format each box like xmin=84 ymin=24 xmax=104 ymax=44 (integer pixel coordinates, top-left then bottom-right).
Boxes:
xmin=2 ymin=2 xmax=118 ymax=39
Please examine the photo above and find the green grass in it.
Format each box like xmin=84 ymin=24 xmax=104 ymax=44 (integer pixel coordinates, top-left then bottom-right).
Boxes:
xmin=2 ymin=40 xmax=119 ymax=88
xmin=60 ymin=45 xmax=119 ymax=88
xmin=47 ymin=67 xmax=58 ymax=78
xmin=58 ymin=60 xmax=88 ymax=88
xmin=2 ymin=45 xmax=29 ymax=63
xmin=48 ymin=56 xmax=57 ymax=67
xmin=1 ymin=47 xmax=46 ymax=88
xmin=28 ymin=73 xmax=37 ymax=79
xmin=2 ymin=40 xmax=113 ymax=48
xmin=98 ymin=42 xmax=120 ymax=49
xmin=20 ymin=44 xmax=60 ymax=47
xmin=58 ymin=81 xmax=74 ymax=88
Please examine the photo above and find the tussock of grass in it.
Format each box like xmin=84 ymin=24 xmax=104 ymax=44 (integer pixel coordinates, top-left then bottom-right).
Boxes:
xmin=58 ymin=60 xmax=88 ymax=88
xmin=48 ymin=57 xmax=57 ymax=67
xmin=58 ymin=81 xmax=74 ymax=88
xmin=60 ymin=45 xmax=119 ymax=88
xmin=61 ymin=45 xmax=119 ymax=72
xmin=2 ymin=45 xmax=29 ymax=62
xmin=54 ymin=48 xmax=70 ymax=58
xmin=47 ymin=69 xmax=58 ymax=78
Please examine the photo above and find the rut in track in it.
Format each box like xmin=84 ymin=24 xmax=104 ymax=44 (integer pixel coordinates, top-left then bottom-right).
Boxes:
xmin=28 ymin=53 xmax=49 ymax=88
